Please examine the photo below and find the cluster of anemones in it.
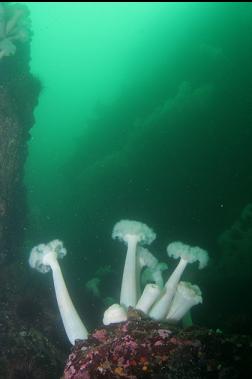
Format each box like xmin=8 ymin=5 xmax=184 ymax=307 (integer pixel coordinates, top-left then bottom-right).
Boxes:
xmin=29 ymin=220 xmax=209 ymax=345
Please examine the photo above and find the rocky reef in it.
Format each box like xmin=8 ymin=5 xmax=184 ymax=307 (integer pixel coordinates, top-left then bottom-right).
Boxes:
xmin=0 ymin=4 xmax=67 ymax=378
xmin=0 ymin=264 xmax=67 ymax=379
xmin=64 ymin=312 xmax=252 ymax=379
xmin=0 ymin=2 xmax=41 ymax=261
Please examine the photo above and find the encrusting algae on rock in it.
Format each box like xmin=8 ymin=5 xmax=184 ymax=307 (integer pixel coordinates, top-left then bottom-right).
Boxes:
xmin=63 ymin=311 xmax=252 ymax=379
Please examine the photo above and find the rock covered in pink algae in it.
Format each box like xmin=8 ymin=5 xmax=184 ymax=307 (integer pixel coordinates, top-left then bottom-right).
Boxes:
xmin=63 ymin=315 xmax=252 ymax=379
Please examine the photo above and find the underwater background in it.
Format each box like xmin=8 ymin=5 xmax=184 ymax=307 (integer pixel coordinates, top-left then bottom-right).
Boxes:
xmin=1 ymin=3 xmax=252 ymax=377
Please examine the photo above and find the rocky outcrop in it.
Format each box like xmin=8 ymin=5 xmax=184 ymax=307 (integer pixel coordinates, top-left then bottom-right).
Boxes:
xmin=0 ymin=2 xmax=41 ymax=261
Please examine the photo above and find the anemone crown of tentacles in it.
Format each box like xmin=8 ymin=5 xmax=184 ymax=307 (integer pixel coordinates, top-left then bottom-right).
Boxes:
xmin=0 ymin=2 xmax=31 ymax=60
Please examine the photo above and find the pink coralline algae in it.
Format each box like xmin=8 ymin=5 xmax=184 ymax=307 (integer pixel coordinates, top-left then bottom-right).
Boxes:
xmin=63 ymin=314 xmax=252 ymax=379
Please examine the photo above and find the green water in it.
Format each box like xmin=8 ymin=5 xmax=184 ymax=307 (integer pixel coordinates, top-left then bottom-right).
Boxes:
xmin=23 ymin=2 xmax=252 ymax=330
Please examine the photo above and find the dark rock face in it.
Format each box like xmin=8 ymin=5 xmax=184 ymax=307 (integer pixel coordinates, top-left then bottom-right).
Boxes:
xmin=64 ymin=318 xmax=252 ymax=379
xmin=0 ymin=264 xmax=67 ymax=379
xmin=0 ymin=21 xmax=41 ymax=262
xmin=0 ymin=6 xmax=67 ymax=377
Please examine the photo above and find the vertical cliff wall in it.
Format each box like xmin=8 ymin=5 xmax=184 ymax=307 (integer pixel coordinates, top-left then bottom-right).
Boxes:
xmin=0 ymin=3 xmax=41 ymax=261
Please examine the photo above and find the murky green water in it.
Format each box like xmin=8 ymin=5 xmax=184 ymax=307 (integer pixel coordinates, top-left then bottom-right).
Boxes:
xmin=22 ymin=2 xmax=252 ymax=330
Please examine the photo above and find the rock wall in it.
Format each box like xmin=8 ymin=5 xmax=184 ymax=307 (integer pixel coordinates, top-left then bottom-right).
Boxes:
xmin=0 ymin=3 xmax=41 ymax=261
